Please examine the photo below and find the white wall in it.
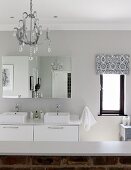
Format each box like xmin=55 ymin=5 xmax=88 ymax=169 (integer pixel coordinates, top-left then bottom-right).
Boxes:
xmin=0 ymin=31 xmax=130 ymax=141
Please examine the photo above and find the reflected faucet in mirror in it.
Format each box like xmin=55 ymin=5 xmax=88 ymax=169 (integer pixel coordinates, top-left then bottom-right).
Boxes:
xmin=56 ymin=104 xmax=60 ymax=115
xmin=15 ymin=104 xmax=19 ymax=112
xmin=32 ymin=77 xmax=41 ymax=98
xmin=35 ymin=78 xmax=41 ymax=92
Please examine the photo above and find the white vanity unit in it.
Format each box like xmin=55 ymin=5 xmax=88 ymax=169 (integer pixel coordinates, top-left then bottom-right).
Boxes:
xmin=0 ymin=112 xmax=79 ymax=142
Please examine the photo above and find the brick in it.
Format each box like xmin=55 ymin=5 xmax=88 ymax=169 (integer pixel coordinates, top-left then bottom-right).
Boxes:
xmin=0 ymin=167 xmax=31 ymax=170
xmin=46 ymin=168 xmax=75 ymax=170
xmin=0 ymin=168 xmax=14 ymax=170
xmin=0 ymin=156 xmax=30 ymax=165
xmin=107 ymin=168 xmax=131 ymax=170
xmin=92 ymin=156 xmax=118 ymax=165
xmin=32 ymin=156 xmax=61 ymax=165
xmin=32 ymin=168 xmax=46 ymax=170
xmin=14 ymin=168 xmax=31 ymax=170
xmin=75 ymin=168 xmax=106 ymax=170
xmin=0 ymin=168 xmax=31 ymax=170
xmin=61 ymin=156 xmax=91 ymax=165
xmin=119 ymin=157 xmax=131 ymax=164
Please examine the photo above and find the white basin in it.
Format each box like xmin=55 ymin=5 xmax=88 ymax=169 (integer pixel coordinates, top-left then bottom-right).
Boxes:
xmin=0 ymin=112 xmax=28 ymax=124
xmin=44 ymin=112 xmax=70 ymax=124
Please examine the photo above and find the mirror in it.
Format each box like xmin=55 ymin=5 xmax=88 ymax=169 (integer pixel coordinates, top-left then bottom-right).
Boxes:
xmin=2 ymin=56 xmax=71 ymax=98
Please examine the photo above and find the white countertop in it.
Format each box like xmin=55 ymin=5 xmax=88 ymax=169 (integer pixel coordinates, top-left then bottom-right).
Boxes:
xmin=0 ymin=141 xmax=131 ymax=156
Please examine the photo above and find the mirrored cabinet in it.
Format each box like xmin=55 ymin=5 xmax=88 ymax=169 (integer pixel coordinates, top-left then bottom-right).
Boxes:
xmin=2 ymin=56 xmax=72 ymax=99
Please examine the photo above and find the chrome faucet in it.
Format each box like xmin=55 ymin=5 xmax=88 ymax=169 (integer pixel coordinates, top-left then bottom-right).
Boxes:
xmin=56 ymin=104 xmax=60 ymax=115
xmin=15 ymin=104 xmax=19 ymax=112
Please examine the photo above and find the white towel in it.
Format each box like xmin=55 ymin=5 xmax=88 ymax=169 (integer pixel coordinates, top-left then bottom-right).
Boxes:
xmin=80 ymin=106 xmax=97 ymax=131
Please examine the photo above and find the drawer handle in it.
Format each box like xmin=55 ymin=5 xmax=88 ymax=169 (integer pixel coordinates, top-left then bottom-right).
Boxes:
xmin=2 ymin=126 xmax=19 ymax=129
xmin=48 ymin=126 xmax=64 ymax=130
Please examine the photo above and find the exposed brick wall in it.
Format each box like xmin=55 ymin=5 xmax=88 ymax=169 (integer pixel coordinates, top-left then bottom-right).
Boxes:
xmin=0 ymin=156 xmax=130 ymax=170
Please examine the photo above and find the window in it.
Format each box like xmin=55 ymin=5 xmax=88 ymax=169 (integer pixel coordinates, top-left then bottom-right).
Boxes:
xmin=100 ymin=74 xmax=125 ymax=116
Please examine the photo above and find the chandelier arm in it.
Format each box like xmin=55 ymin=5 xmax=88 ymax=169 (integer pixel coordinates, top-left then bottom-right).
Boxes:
xmin=24 ymin=33 xmax=29 ymax=45
xmin=23 ymin=12 xmax=28 ymax=19
xmin=35 ymin=34 xmax=40 ymax=44
xmin=16 ymin=30 xmax=23 ymax=45
xmin=30 ymin=16 xmax=32 ymax=45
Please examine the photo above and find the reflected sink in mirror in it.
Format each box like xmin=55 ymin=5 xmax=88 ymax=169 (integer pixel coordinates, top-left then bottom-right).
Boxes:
xmin=44 ymin=112 xmax=70 ymax=124
xmin=0 ymin=112 xmax=28 ymax=124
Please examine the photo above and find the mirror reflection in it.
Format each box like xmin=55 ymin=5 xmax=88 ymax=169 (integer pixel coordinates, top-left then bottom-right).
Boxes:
xmin=2 ymin=56 xmax=71 ymax=98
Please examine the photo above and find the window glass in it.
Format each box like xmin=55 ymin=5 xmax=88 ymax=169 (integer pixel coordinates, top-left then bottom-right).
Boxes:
xmin=103 ymin=74 xmax=120 ymax=111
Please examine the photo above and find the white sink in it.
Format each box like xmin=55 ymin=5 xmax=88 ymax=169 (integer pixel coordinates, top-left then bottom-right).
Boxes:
xmin=44 ymin=112 xmax=70 ymax=124
xmin=0 ymin=112 xmax=28 ymax=124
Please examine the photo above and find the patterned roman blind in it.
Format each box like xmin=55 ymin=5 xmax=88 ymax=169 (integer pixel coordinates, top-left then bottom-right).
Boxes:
xmin=96 ymin=54 xmax=130 ymax=75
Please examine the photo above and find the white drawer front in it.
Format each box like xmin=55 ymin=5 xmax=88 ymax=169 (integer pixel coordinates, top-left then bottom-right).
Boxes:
xmin=0 ymin=125 xmax=33 ymax=141
xmin=34 ymin=125 xmax=79 ymax=141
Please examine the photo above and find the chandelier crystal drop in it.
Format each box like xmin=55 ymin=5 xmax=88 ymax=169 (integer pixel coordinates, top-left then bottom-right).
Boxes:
xmin=45 ymin=28 xmax=52 ymax=53
xmin=14 ymin=0 xmax=42 ymax=53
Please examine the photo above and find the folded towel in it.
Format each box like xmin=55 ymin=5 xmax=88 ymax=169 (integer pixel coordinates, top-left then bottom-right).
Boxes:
xmin=80 ymin=106 xmax=97 ymax=131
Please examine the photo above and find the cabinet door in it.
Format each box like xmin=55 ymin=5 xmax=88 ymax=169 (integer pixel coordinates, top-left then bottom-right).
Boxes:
xmin=34 ymin=125 xmax=79 ymax=141
xmin=0 ymin=125 xmax=33 ymax=141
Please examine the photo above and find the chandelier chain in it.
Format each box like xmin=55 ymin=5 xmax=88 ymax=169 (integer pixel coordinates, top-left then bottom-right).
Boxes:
xmin=30 ymin=0 xmax=32 ymax=15
xmin=30 ymin=0 xmax=32 ymax=45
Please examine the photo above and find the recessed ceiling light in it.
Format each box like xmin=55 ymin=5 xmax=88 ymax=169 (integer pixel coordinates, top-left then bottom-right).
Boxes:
xmin=53 ymin=16 xmax=58 ymax=18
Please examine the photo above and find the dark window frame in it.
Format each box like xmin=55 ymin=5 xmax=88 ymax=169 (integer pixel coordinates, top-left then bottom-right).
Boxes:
xmin=100 ymin=74 xmax=125 ymax=116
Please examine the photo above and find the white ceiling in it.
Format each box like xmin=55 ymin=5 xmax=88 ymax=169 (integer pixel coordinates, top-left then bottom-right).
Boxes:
xmin=1 ymin=0 xmax=131 ymax=30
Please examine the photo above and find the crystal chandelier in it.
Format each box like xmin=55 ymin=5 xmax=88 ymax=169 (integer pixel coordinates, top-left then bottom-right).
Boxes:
xmin=14 ymin=0 xmax=42 ymax=54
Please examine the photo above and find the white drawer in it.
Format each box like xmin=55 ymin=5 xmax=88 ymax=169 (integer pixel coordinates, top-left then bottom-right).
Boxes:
xmin=34 ymin=125 xmax=79 ymax=141
xmin=0 ymin=125 xmax=33 ymax=141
